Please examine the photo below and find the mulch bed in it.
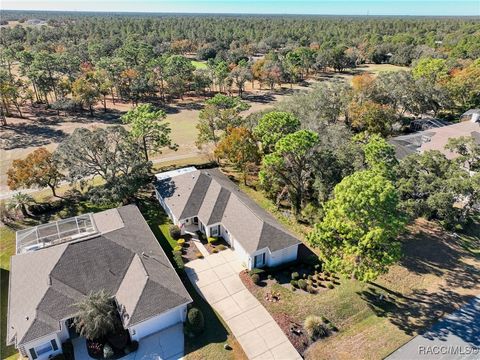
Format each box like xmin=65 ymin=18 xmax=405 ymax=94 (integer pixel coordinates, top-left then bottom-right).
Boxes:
xmin=272 ymin=313 xmax=309 ymax=355
xmin=239 ymin=270 xmax=259 ymax=293
xmin=181 ymin=234 xmax=203 ymax=263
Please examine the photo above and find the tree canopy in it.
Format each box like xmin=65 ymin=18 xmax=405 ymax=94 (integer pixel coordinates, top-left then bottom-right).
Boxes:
xmin=308 ymin=170 xmax=405 ymax=281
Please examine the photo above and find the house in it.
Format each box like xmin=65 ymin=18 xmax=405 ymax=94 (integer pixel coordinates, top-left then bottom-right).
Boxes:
xmin=7 ymin=205 xmax=192 ymax=360
xmin=390 ymin=114 xmax=480 ymax=160
xmin=155 ymin=167 xmax=301 ymax=270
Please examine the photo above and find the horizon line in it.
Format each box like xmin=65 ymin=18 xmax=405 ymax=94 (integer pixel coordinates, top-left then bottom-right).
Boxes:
xmin=1 ymin=9 xmax=479 ymax=17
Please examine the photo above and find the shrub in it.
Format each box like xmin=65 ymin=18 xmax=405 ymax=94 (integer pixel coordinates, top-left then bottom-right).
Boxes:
xmin=292 ymin=287 xmax=296 ymax=292
xmin=217 ymin=244 xmax=226 ymax=250
xmin=251 ymin=273 xmax=260 ymax=284
xmin=291 ymin=272 xmax=299 ymax=280
xmin=314 ymin=264 xmax=321 ymax=271
xmin=267 ymin=274 xmax=273 ymax=280
xmin=86 ymin=340 xmax=103 ymax=359
xmin=307 ymin=275 xmax=313 ymax=280
xmin=103 ymin=343 xmax=114 ymax=359
xmin=303 ymin=273 xmax=307 ymax=279
xmin=195 ymin=252 xmax=204 ymax=259
xmin=177 ymin=239 xmax=185 ymax=246
xmin=290 ymin=279 xmax=298 ymax=288
xmin=307 ymin=285 xmax=316 ymax=294
xmin=327 ymin=283 xmax=334 ymax=289
xmin=304 ymin=315 xmax=328 ymax=340
xmin=298 ymin=279 xmax=307 ymax=290
xmin=187 ymin=308 xmax=205 ymax=334
xmin=169 ymin=225 xmax=182 ymax=240
xmin=249 ymin=268 xmax=265 ymax=276
xmin=173 ymin=252 xmax=184 ymax=270
xmin=174 ymin=245 xmax=183 ymax=252
xmin=208 ymin=237 xmax=218 ymax=244
xmin=212 ymin=248 xmax=218 ymax=253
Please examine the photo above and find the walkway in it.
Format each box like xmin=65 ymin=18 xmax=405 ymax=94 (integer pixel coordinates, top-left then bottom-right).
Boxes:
xmin=386 ymin=295 xmax=480 ymax=360
xmin=185 ymin=249 xmax=301 ymax=360
xmin=72 ymin=323 xmax=184 ymax=360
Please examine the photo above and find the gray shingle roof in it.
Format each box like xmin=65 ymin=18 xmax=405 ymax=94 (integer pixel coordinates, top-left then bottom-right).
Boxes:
xmin=156 ymin=168 xmax=301 ymax=254
xmin=7 ymin=205 xmax=192 ymax=347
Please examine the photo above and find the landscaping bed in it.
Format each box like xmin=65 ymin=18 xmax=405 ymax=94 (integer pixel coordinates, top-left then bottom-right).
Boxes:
xmin=180 ymin=234 xmax=204 ymax=263
xmin=196 ymin=232 xmax=230 ymax=254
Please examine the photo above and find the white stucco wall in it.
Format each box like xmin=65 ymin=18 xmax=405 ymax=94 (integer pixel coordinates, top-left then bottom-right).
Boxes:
xmin=21 ymin=333 xmax=62 ymax=360
xmin=128 ymin=304 xmax=188 ymax=341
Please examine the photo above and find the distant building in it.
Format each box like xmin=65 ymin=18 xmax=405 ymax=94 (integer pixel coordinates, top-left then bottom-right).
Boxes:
xmin=390 ymin=113 xmax=480 ymax=160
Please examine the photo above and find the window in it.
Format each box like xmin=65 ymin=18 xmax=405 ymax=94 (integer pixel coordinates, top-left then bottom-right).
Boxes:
xmin=211 ymin=226 xmax=219 ymax=236
xmin=35 ymin=342 xmax=53 ymax=356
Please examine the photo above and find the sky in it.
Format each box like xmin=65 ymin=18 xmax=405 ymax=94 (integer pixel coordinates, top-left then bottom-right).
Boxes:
xmin=2 ymin=0 xmax=480 ymax=16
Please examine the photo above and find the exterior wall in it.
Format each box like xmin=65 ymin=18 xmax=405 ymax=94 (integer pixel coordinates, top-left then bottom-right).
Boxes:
xmin=267 ymin=244 xmax=299 ymax=268
xmin=155 ymin=190 xmax=178 ymax=225
xmin=128 ymin=303 xmax=188 ymax=342
xmin=22 ymin=333 xmax=62 ymax=360
xmin=218 ymin=224 xmax=250 ymax=268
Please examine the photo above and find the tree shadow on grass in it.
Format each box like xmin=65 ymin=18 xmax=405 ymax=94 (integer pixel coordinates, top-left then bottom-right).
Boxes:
xmin=0 ymin=123 xmax=67 ymax=150
xmin=358 ymin=285 xmax=474 ymax=337
xmin=399 ymin=220 xmax=480 ymax=290
xmin=358 ymin=219 xmax=480 ymax=338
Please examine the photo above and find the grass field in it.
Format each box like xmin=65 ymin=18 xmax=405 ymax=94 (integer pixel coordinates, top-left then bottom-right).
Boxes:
xmin=191 ymin=60 xmax=208 ymax=70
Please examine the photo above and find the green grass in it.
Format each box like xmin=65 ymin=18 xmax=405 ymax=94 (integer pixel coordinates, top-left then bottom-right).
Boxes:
xmin=1 ymin=227 xmax=17 ymax=359
xmin=191 ymin=60 xmax=208 ymax=70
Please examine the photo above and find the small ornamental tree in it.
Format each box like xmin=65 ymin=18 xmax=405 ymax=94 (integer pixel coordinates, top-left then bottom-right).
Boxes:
xmin=7 ymin=148 xmax=64 ymax=198
xmin=308 ymin=170 xmax=405 ymax=281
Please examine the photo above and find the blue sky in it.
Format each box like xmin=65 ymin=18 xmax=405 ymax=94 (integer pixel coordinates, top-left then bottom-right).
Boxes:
xmin=3 ymin=1 xmax=480 ymax=16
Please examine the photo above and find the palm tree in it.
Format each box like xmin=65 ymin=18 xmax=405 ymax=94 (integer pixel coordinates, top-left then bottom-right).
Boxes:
xmin=7 ymin=192 xmax=35 ymax=218
xmin=73 ymin=290 xmax=121 ymax=340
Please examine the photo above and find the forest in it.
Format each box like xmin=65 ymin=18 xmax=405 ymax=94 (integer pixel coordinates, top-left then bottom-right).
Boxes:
xmin=1 ymin=11 xmax=480 ymax=280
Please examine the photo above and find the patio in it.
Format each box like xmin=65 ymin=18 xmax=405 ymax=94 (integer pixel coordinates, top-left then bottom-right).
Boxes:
xmin=72 ymin=323 xmax=184 ymax=360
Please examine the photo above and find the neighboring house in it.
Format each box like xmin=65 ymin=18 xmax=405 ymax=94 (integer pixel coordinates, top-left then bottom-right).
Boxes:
xmin=390 ymin=114 xmax=480 ymax=160
xmin=7 ymin=205 xmax=192 ymax=360
xmin=155 ymin=167 xmax=301 ymax=270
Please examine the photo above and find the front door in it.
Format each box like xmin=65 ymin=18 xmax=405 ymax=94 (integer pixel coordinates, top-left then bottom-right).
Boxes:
xmin=254 ymin=253 xmax=265 ymax=268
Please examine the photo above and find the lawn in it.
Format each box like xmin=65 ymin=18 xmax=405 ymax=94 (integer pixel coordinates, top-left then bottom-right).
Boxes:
xmin=191 ymin=60 xmax=208 ymax=70
xmin=226 ymin=169 xmax=480 ymax=360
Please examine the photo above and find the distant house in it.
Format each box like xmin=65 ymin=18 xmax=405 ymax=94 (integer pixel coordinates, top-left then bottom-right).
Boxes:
xmin=7 ymin=205 xmax=192 ymax=360
xmin=155 ymin=167 xmax=301 ymax=270
xmin=390 ymin=113 xmax=480 ymax=160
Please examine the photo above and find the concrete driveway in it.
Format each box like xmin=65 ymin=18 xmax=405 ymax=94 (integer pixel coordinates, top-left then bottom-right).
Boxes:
xmin=185 ymin=249 xmax=301 ymax=360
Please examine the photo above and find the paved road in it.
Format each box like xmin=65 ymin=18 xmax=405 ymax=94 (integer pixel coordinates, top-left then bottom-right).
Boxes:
xmin=186 ymin=249 xmax=301 ymax=360
xmin=386 ymin=296 xmax=480 ymax=360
